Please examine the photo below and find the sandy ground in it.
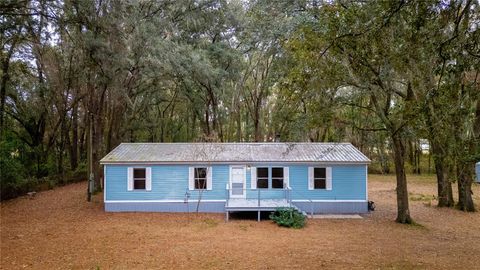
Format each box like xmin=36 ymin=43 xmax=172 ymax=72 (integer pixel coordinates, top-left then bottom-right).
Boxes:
xmin=1 ymin=174 xmax=479 ymax=269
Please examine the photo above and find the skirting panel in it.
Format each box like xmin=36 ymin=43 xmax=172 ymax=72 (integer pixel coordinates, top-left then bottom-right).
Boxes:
xmin=105 ymin=201 xmax=225 ymax=213
xmin=293 ymin=201 xmax=368 ymax=214
xmin=105 ymin=201 xmax=367 ymax=214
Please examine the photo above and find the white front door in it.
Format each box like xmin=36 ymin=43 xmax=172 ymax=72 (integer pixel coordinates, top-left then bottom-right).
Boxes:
xmin=230 ymin=166 xmax=246 ymax=198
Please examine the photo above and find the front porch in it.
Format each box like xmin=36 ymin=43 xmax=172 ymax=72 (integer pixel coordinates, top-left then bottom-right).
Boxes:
xmin=226 ymin=198 xmax=291 ymax=210
xmin=225 ymin=182 xmax=294 ymax=221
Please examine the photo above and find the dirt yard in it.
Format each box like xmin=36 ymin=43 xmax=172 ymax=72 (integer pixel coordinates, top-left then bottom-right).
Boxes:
xmin=1 ymin=175 xmax=479 ymax=269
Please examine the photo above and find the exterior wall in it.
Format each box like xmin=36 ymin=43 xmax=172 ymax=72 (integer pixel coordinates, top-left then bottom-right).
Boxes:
xmin=293 ymin=201 xmax=368 ymax=214
xmin=104 ymin=201 xmax=367 ymax=213
xmin=244 ymin=164 xmax=367 ymax=200
xmin=292 ymin=164 xmax=367 ymax=200
xmin=105 ymin=165 xmax=229 ymax=201
xmin=105 ymin=201 xmax=225 ymax=212
xmin=104 ymin=163 xmax=368 ymax=213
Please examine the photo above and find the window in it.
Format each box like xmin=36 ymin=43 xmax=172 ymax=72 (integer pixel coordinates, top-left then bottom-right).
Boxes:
xmin=271 ymin=167 xmax=284 ymax=189
xmin=133 ymin=168 xmax=146 ymax=190
xmin=256 ymin=167 xmax=285 ymax=189
xmin=257 ymin=167 xmax=269 ymax=188
xmin=194 ymin=167 xmax=207 ymax=190
xmin=314 ymin=168 xmax=326 ymax=189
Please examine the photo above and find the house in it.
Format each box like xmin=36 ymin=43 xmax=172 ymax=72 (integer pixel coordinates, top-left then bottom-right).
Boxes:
xmin=100 ymin=142 xmax=370 ymax=220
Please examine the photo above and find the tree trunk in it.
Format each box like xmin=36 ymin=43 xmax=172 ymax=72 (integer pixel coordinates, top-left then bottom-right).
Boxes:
xmin=57 ymin=116 xmax=67 ymax=181
xmin=89 ymin=111 xmax=104 ymax=191
xmin=456 ymin=162 xmax=475 ymax=212
xmin=431 ymin=141 xmax=453 ymax=207
xmin=475 ymin=99 xmax=480 ymax=137
xmin=253 ymin=102 xmax=261 ymax=142
xmin=1 ymin=36 xmax=19 ymax=137
xmin=79 ymin=111 xmax=87 ymax=161
xmin=414 ymin=141 xmax=421 ymax=174
xmin=408 ymin=140 xmax=415 ymax=172
xmin=391 ymin=134 xmax=413 ymax=224
xmin=424 ymin=97 xmax=455 ymax=207
xmin=210 ymin=97 xmax=223 ymax=141
xmin=70 ymin=102 xmax=78 ymax=170
xmin=236 ymin=109 xmax=242 ymax=142
xmin=204 ymin=107 xmax=210 ymax=138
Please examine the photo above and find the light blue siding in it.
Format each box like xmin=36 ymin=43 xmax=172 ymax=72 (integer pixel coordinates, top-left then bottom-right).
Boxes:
xmin=105 ymin=201 xmax=367 ymax=213
xmin=105 ymin=202 xmax=225 ymax=212
xmin=290 ymin=165 xmax=366 ymax=200
xmin=293 ymin=201 xmax=368 ymax=214
xmin=243 ymin=164 xmax=366 ymax=201
xmin=106 ymin=164 xmax=366 ymax=201
xmin=105 ymin=165 xmax=229 ymax=201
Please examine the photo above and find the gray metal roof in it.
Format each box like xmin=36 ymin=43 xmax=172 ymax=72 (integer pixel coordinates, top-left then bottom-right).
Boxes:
xmin=100 ymin=143 xmax=370 ymax=164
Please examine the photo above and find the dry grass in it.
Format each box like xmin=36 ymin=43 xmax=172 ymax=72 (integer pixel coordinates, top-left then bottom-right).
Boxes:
xmin=1 ymin=174 xmax=480 ymax=269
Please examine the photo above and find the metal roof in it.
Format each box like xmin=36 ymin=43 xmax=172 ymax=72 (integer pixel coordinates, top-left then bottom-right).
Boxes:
xmin=100 ymin=143 xmax=370 ymax=164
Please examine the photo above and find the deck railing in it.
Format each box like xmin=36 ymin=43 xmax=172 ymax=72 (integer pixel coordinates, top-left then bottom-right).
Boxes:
xmin=225 ymin=184 xmax=292 ymax=207
xmin=286 ymin=188 xmax=314 ymax=218
xmin=186 ymin=184 xmax=314 ymax=217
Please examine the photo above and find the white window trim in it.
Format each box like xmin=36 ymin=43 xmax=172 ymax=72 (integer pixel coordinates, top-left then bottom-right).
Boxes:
xmin=127 ymin=167 xmax=152 ymax=191
xmin=146 ymin=167 xmax=152 ymax=191
xmin=207 ymin=167 xmax=212 ymax=190
xmin=308 ymin=167 xmax=314 ymax=190
xmin=128 ymin=167 xmax=134 ymax=191
xmin=250 ymin=166 xmax=257 ymax=189
xmin=104 ymin=165 xmax=107 ymax=201
xmin=365 ymin=165 xmax=368 ymax=201
xmin=189 ymin=166 xmax=212 ymax=191
xmin=284 ymin=167 xmax=289 ymax=188
xmin=326 ymin=167 xmax=332 ymax=190
xmin=309 ymin=167 xmax=332 ymax=191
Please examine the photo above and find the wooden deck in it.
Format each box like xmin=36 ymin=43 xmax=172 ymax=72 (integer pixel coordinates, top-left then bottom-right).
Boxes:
xmin=226 ymin=199 xmax=291 ymax=210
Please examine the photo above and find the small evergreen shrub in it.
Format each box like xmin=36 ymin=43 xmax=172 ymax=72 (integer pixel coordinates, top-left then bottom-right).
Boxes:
xmin=269 ymin=207 xmax=306 ymax=229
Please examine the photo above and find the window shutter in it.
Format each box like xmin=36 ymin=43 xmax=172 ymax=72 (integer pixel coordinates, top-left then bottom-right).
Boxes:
xmin=308 ymin=167 xmax=314 ymax=190
xmin=283 ymin=167 xmax=289 ymax=188
xmin=326 ymin=167 xmax=332 ymax=190
xmin=146 ymin=167 xmax=152 ymax=191
xmin=188 ymin=167 xmax=194 ymax=190
xmin=251 ymin=166 xmax=257 ymax=189
xmin=127 ymin=167 xmax=133 ymax=191
xmin=207 ymin=166 xmax=213 ymax=190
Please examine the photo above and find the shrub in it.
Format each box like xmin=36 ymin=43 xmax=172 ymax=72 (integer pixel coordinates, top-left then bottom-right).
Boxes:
xmin=269 ymin=207 xmax=306 ymax=229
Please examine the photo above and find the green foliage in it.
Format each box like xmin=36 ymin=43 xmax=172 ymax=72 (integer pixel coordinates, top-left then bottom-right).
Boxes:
xmin=0 ymin=136 xmax=27 ymax=199
xmin=1 ymin=0 xmax=478 ymax=214
xmin=269 ymin=207 xmax=306 ymax=229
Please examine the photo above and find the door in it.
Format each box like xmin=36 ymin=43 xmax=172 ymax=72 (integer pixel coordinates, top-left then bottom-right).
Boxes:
xmin=230 ymin=166 xmax=246 ymax=198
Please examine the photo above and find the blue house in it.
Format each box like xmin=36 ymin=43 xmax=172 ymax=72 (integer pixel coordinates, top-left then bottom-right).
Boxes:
xmin=100 ymin=143 xmax=370 ymax=220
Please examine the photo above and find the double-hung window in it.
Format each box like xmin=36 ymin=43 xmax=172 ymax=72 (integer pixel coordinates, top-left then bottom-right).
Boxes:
xmin=314 ymin=168 xmax=326 ymax=189
xmin=257 ymin=167 xmax=269 ymax=189
xmin=188 ymin=166 xmax=212 ymax=191
xmin=271 ymin=167 xmax=284 ymax=189
xmin=256 ymin=167 xmax=285 ymax=189
xmin=194 ymin=167 xmax=207 ymax=190
xmin=133 ymin=168 xmax=146 ymax=190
